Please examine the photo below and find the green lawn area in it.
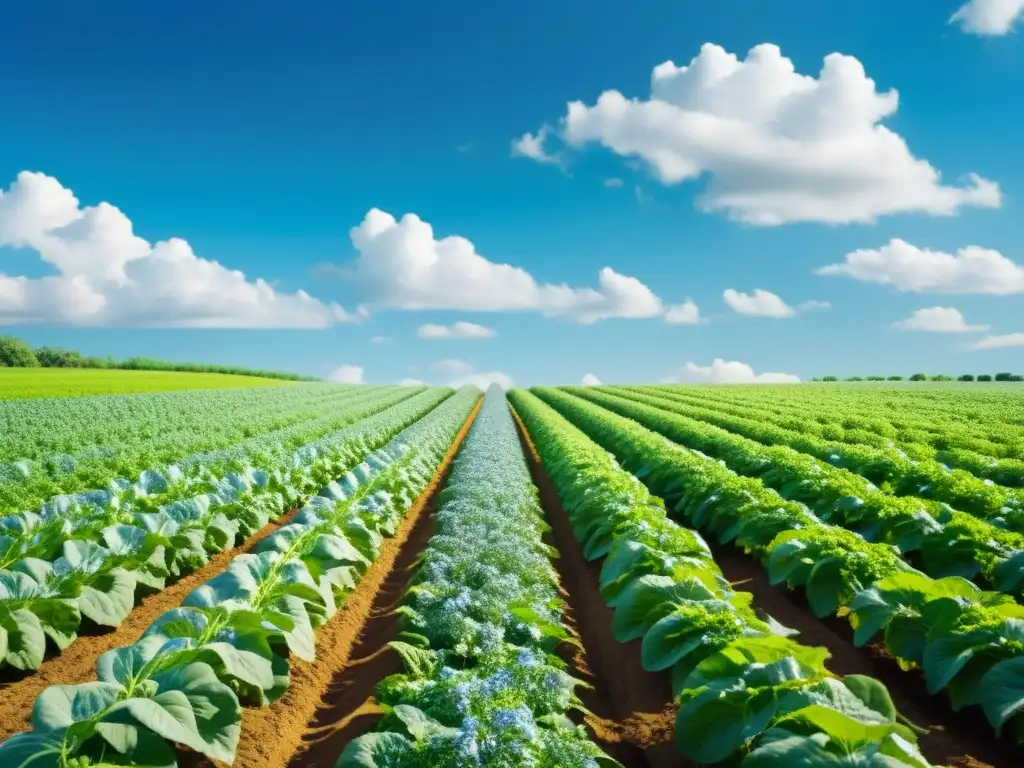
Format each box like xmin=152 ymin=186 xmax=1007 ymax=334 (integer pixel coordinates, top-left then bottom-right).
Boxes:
xmin=0 ymin=368 xmax=296 ymax=399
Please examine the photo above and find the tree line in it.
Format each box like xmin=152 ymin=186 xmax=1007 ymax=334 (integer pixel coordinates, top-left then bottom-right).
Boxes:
xmin=811 ymin=373 xmax=1023 ymax=382
xmin=0 ymin=336 xmax=316 ymax=381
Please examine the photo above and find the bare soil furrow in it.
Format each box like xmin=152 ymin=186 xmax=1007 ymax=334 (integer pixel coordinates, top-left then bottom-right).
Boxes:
xmin=182 ymin=399 xmax=481 ymax=768
xmin=513 ymin=407 xmax=689 ymax=768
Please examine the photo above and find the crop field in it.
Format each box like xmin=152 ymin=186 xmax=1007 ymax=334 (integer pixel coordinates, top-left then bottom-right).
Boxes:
xmin=2 ymin=379 xmax=1024 ymax=767
xmin=0 ymin=369 xmax=295 ymax=399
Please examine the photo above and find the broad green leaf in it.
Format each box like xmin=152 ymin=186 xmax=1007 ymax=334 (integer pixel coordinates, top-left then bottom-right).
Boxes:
xmin=980 ymin=656 xmax=1024 ymax=730
xmin=337 ymin=732 xmax=412 ymax=767
xmin=32 ymin=681 xmax=123 ymax=731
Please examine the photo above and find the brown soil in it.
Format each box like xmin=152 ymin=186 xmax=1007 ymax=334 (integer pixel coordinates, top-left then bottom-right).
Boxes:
xmin=708 ymin=542 xmax=1014 ymax=768
xmin=182 ymin=398 xmax=482 ymax=768
xmin=512 ymin=407 xmax=690 ymax=768
xmin=0 ymin=507 xmax=300 ymax=742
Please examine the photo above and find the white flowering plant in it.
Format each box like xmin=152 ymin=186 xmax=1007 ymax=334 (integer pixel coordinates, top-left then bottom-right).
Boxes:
xmin=339 ymin=387 xmax=617 ymax=767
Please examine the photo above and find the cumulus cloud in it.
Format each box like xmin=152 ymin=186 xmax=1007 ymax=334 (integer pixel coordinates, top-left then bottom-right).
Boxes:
xmin=511 ymin=125 xmax=562 ymax=165
xmin=337 ymin=208 xmax=678 ymax=324
xmin=581 ymin=373 xmax=602 ymax=385
xmin=667 ymin=358 xmax=801 ymax=383
xmin=370 ymin=336 xmax=392 ymax=344
xmin=0 ymin=171 xmax=359 ymax=327
xmin=951 ymin=0 xmax=1024 ymax=35
xmin=892 ymin=307 xmax=990 ymax=333
xmin=426 ymin=358 xmax=512 ymax=390
xmin=664 ymin=299 xmax=702 ymax=325
xmin=969 ymin=333 xmax=1024 ymax=350
xmin=450 ymin=370 xmax=514 ymax=390
xmin=523 ymin=43 xmax=1000 ymax=225
xmin=329 ymin=364 xmax=365 ymax=384
xmin=417 ymin=321 xmax=496 ymax=340
xmin=604 ymin=178 xmax=624 ymax=188
xmin=723 ymin=289 xmax=796 ymax=318
xmin=817 ymin=238 xmax=1024 ymax=294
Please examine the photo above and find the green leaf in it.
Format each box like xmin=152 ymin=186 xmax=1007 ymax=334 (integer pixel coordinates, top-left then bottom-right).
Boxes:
xmin=980 ymin=656 xmax=1024 ymax=731
xmin=921 ymin=631 xmax=994 ymax=694
xmin=806 ymin=557 xmax=845 ymax=618
xmin=0 ymin=607 xmax=47 ymax=670
xmin=842 ymin=675 xmax=897 ymax=723
xmin=391 ymin=705 xmax=458 ymax=739
xmin=78 ymin=569 xmax=137 ymax=627
xmin=0 ymin=731 xmax=63 ymax=767
xmin=388 ymin=641 xmax=436 ymax=678
xmin=677 ymin=683 xmax=775 ymax=763
xmin=31 ymin=681 xmax=124 ymax=731
xmin=640 ymin=611 xmax=706 ymax=672
xmin=336 ymin=732 xmax=412 ymax=767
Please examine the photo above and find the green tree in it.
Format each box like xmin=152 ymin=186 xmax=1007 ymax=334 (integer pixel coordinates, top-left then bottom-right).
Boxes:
xmin=996 ymin=372 xmax=1013 ymax=382
xmin=958 ymin=374 xmax=975 ymax=382
xmin=0 ymin=336 xmax=40 ymax=367
xmin=978 ymin=374 xmax=993 ymax=382
xmin=909 ymin=373 xmax=927 ymax=381
xmin=887 ymin=376 xmax=903 ymax=381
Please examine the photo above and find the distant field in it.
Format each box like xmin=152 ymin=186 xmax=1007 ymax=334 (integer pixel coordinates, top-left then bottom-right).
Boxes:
xmin=0 ymin=367 xmax=296 ymax=398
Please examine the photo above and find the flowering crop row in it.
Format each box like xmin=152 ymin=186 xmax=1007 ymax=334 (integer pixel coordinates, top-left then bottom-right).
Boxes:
xmin=510 ymin=389 xmax=935 ymax=766
xmin=601 ymin=386 xmax=1024 ymax=520
xmin=0 ymin=387 xmax=480 ymax=767
xmin=0 ymin=384 xmax=395 ymax=514
xmin=0 ymin=388 xmax=451 ymax=672
xmin=534 ymin=387 xmax=1024 ymax=744
xmin=632 ymin=385 xmax=1024 ymax=488
xmin=569 ymin=387 xmax=1024 ymax=601
xmin=339 ymin=387 xmax=612 ymax=767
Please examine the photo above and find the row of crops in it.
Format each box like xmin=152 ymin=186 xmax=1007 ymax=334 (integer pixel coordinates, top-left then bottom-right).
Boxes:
xmin=2 ymin=379 xmax=1022 ymax=766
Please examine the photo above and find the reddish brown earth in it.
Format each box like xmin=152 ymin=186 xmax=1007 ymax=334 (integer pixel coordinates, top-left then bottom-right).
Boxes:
xmin=181 ymin=398 xmax=482 ymax=768
xmin=708 ymin=542 xmax=1013 ymax=768
xmin=0 ymin=506 xmax=300 ymax=742
xmin=513 ymin=407 xmax=692 ymax=768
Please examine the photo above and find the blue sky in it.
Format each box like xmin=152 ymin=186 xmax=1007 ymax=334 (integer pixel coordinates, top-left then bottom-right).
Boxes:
xmin=1 ymin=0 xmax=1023 ymax=385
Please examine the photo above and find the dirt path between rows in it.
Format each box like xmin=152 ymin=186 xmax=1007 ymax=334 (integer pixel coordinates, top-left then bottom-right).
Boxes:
xmin=181 ymin=398 xmax=481 ymax=768
xmin=708 ymin=542 xmax=1011 ymax=768
xmin=512 ymin=407 xmax=690 ymax=768
xmin=0 ymin=506 xmax=300 ymax=742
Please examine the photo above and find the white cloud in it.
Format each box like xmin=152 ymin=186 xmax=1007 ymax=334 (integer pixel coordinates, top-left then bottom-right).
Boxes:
xmin=417 ymin=321 xmax=496 ymax=340
xmin=426 ymin=358 xmax=512 ymax=390
xmin=799 ymin=300 xmax=832 ymax=311
xmin=817 ymin=238 xmax=1024 ymax=294
xmin=604 ymin=177 xmax=624 ymax=188
xmin=723 ymin=288 xmax=796 ymax=318
xmin=511 ymin=125 xmax=562 ymax=165
xmin=0 ymin=171 xmax=359 ymax=327
xmin=370 ymin=335 xmax=392 ymax=344
xmin=969 ymin=333 xmax=1024 ymax=350
xmin=329 ymin=364 xmax=365 ymax=384
xmin=398 ymin=377 xmax=426 ymax=386
xmin=430 ymin=358 xmax=475 ymax=376
xmin=525 ymin=42 xmax=1000 ymax=225
xmin=450 ymin=370 xmax=514 ymax=391
xmin=581 ymin=373 xmax=602 ymax=386
xmin=340 ymin=209 xmax=671 ymax=324
xmin=667 ymin=358 xmax=801 ymax=383
xmin=892 ymin=307 xmax=990 ymax=333
xmin=663 ymin=299 xmax=702 ymax=325
xmin=951 ymin=0 xmax=1024 ymax=35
